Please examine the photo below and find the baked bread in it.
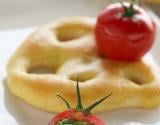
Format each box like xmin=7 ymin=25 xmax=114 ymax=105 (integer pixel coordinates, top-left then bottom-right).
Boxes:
xmin=7 ymin=17 xmax=160 ymax=113
xmin=145 ymin=0 xmax=160 ymax=4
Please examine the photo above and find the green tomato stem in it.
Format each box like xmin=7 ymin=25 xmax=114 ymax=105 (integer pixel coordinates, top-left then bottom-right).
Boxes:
xmin=57 ymin=94 xmax=71 ymax=109
xmin=76 ymin=76 xmax=84 ymax=111
xmin=121 ymin=0 xmax=136 ymax=17
xmin=56 ymin=75 xmax=112 ymax=115
xmin=83 ymin=93 xmax=112 ymax=114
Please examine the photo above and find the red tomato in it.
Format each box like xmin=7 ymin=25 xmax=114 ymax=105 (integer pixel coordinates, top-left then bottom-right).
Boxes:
xmin=95 ymin=2 xmax=156 ymax=61
xmin=48 ymin=110 xmax=105 ymax=125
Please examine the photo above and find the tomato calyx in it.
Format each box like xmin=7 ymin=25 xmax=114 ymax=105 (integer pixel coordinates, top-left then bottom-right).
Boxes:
xmin=50 ymin=76 xmax=112 ymax=125
xmin=48 ymin=76 xmax=112 ymax=125
xmin=57 ymin=76 xmax=112 ymax=114
xmin=57 ymin=118 xmax=89 ymax=125
xmin=121 ymin=0 xmax=136 ymax=17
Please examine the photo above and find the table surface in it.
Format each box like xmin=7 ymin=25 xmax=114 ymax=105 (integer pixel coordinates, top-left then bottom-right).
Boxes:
xmin=0 ymin=0 xmax=110 ymax=30
xmin=0 ymin=0 xmax=159 ymax=30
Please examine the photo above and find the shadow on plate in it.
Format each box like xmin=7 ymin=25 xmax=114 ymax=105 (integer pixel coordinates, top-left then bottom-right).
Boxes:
xmin=3 ymin=78 xmax=160 ymax=125
xmin=3 ymin=78 xmax=53 ymax=125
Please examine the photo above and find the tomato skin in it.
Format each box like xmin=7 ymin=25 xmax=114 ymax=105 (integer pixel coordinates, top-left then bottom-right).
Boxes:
xmin=95 ymin=2 xmax=156 ymax=61
xmin=48 ymin=110 xmax=105 ymax=125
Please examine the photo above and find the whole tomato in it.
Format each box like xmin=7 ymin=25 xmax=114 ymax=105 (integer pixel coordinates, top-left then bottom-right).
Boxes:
xmin=95 ymin=2 xmax=156 ymax=61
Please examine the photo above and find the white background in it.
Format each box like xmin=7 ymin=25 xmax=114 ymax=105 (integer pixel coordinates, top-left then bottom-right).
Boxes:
xmin=0 ymin=0 xmax=114 ymax=30
xmin=0 ymin=0 xmax=158 ymax=30
xmin=0 ymin=0 xmax=160 ymax=125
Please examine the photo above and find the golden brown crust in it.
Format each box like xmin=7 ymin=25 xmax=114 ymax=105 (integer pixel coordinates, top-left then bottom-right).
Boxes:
xmin=7 ymin=17 xmax=160 ymax=113
xmin=145 ymin=0 xmax=160 ymax=4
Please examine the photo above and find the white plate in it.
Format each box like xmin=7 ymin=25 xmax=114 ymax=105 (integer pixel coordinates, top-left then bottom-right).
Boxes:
xmin=0 ymin=2 xmax=160 ymax=125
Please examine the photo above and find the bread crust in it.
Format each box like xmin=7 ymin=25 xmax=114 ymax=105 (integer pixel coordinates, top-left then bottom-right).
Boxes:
xmin=7 ymin=17 xmax=160 ymax=113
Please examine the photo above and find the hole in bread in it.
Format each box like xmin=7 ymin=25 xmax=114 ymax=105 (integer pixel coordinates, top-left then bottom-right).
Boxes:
xmin=123 ymin=68 xmax=153 ymax=85
xmin=28 ymin=66 xmax=54 ymax=74
xmin=125 ymin=74 xmax=150 ymax=85
xmin=56 ymin=24 xmax=92 ymax=41
xmin=126 ymin=76 xmax=144 ymax=85
xmin=69 ymin=71 xmax=97 ymax=82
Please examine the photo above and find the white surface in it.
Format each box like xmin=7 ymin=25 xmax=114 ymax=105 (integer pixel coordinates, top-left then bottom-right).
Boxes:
xmin=0 ymin=21 xmax=160 ymax=125
xmin=0 ymin=2 xmax=160 ymax=125
xmin=0 ymin=0 xmax=115 ymax=30
xmin=2 ymin=0 xmax=156 ymax=30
